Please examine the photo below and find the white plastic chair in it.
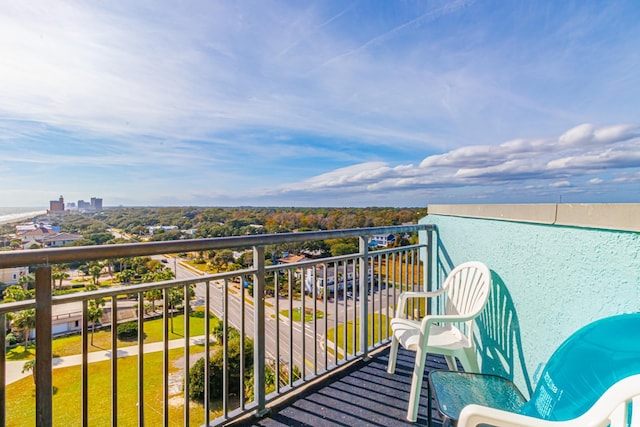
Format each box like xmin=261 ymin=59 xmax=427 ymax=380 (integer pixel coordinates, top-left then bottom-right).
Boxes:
xmin=387 ymin=261 xmax=491 ymax=422
xmin=454 ymin=313 xmax=640 ymax=427
xmin=459 ymin=374 xmax=640 ymax=427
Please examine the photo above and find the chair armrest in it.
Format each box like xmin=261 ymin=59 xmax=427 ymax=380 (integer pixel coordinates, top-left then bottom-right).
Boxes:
xmin=458 ymin=405 xmax=556 ymax=427
xmin=394 ymin=289 xmax=446 ymax=318
xmin=419 ymin=313 xmax=481 ymax=335
xmin=459 ymin=375 xmax=640 ymax=427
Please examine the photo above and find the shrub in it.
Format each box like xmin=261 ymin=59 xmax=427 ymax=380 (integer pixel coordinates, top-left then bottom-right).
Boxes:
xmin=189 ymin=336 xmax=254 ymax=402
xmin=5 ymin=332 xmax=17 ymax=346
xmin=116 ymin=321 xmax=138 ymax=340
xmin=191 ymin=309 xmax=205 ymax=318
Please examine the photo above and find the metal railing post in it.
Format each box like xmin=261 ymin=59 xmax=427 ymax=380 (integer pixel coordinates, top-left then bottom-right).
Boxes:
xmin=253 ymin=245 xmax=268 ymax=417
xmin=35 ymin=265 xmax=52 ymax=427
xmin=0 ymin=312 xmax=5 ymax=427
xmin=111 ymin=296 xmax=118 ymax=427
xmin=81 ymin=300 xmax=89 ymax=427
xmin=425 ymin=227 xmax=434 ymax=315
xmin=359 ymin=236 xmax=369 ymax=360
xmin=137 ymin=291 xmax=144 ymax=426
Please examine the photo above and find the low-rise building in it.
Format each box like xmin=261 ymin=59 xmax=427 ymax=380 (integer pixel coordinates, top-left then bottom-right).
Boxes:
xmin=148 ymin=225 xmax=179 ymax=234
xmin=42 ymin=232 xmax=84 ymax=247
xmin=0 ymin=266 xmax=29 ymax=285
xmin=20 ymin=226 xmax=58 ymax=247
xmin=369 ymin=233 xmax=396 ymax=248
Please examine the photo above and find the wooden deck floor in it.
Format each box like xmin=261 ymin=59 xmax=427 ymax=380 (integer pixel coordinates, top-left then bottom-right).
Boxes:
xmin=232 ymin=347 xmax=449 ymax=427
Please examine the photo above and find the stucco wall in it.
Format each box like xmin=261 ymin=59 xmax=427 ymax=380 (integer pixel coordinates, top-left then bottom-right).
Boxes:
xmin=421 ymin=205 xmax=640 ymax=396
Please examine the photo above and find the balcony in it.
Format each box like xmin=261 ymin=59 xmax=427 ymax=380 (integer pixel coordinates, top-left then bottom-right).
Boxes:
xmin=1 ymin=224 xmax=434 ymax=426
xmin=2 ymin=203 xmax=638 ymax=426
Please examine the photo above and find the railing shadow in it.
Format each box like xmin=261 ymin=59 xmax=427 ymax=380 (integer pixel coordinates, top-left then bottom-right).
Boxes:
xmin=475 ymin=272 xmax=532 ymax=397
xmin=435 ymin=233 xmax=532 ymax=396
xmin=433 ymin=235 xmax=454 ymax=290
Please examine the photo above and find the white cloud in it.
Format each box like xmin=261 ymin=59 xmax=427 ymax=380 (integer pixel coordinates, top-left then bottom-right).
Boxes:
xmin=267 ymin=123 xmax=640 ymax=202
xmin=558 ymin=124 xmax=596 ymax=146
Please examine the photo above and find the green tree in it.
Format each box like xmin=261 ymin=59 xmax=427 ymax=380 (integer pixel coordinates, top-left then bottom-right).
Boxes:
xmin=166 ymin=286 xmax=192 ymax=332
xmin=22 ymin=359 xmax=36 ymax=384
xmin=87 ymin=299 xmax=104 ymax=345
xmin=116 ymin=269 xmax=135 ymax=284
xmin=87 ymin=232 xmax=113 ymax=245
xmin=145 ymin=289 xmax=162 ymax=312
xmin=189 ymin=335 xmax=254 ymax=402
xmin=330 ymin=242 xmax=358 ymax=257
xmin=211 ymin=321 xmax=224 ymax=345
xmin=2 ymin=285 xmax=29 ymax=302
xmin=18 ymin=273 xmax=35 ymax=290
xmin=141 ymin=268 xmax=175 ymax=312
xmin=89 ymin=264 xmax=103 ymax=285
xmin=51 ymin=266 xmax=70 ymax=290
xmin=12 ymin=309 xmax=36 ymax=347
xmin=213 ymin=249 xmax=235 ymax=270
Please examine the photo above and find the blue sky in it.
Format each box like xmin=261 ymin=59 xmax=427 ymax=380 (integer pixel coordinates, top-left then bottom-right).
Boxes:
xmin=1 ymin=0 xmax=639 ymax=207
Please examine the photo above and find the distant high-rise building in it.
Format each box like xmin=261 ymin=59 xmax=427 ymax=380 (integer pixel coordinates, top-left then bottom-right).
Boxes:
xmin=50 ymin=195 xmax=103 ymax=213
xmin=49 ymin=195 xmax=65 ymax=212
xmin=91 ymin=197 xmax=103 ymax=211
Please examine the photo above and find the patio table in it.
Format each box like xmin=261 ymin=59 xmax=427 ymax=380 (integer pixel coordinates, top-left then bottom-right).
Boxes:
xmin=428 ymin=370 xmax=527 ymax=426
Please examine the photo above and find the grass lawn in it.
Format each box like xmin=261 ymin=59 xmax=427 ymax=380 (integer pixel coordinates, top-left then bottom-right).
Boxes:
xmin=326 ymin=313 xmax=390 ymax=356
xmin=5 ymin=346 xmax=227 ymax=427
xmin=6 ymin=309 xmax=220 ymax=361
xmin=279 ymin=307 xmax=325 ymax=322
xmin=184 ymin=260 xmax=214 ymax=273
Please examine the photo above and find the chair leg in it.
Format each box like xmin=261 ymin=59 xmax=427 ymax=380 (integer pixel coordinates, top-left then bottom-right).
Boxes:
xmin=387 ymin=335 xmax=399 ymax=374
xmin=458 ymin=347 xmax=480 ymax=373
xmin=407 ymin=346 xmax=428 ymax=422
xmin=444 ymin=356 xmax=457 ymax=371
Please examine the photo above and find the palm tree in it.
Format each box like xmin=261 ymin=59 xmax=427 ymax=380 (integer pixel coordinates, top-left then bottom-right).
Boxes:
xmin=22 ymin=359 xmax=36 ymax=384
xmin=145 ymin=289 xmax=162 ymax=312
xmin=89 ymin=264 xmax=103 ymax=286
xmin=17 ymin=273 xmax=35 ymax=290
xmin=12 ymin=309 xmax=36 ymax=348
xmin=87 ymin=299 xmax=104 ymax=345
xmin=116 ymin=269 xmax=135 ymax=284
xmin=167 ymin=288 xmax=184 ymax=333
xmin=212 ymin=321 xmax=224 ymax=345
xmin=51 ymin=266 xmax=70 ymax=290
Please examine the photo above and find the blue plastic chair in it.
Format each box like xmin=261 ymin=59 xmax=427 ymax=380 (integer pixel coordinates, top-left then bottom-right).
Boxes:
xmin=456 ymin=313 xmax=640 ymax=426
xmin=520 ymin=313 xmax=640 ymax=419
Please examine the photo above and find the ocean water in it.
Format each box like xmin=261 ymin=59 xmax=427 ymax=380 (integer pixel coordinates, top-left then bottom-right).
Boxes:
xmin=0 ymin=207 xmax=47 ymax=225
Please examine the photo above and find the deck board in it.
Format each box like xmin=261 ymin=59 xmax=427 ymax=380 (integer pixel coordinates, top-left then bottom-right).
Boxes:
xmin=233 ymin=347 xmax=449 ymax=427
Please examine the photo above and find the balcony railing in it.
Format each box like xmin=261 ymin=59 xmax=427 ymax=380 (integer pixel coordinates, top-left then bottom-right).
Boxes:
xmin=0 ymin=225 xmax=433 ymax=426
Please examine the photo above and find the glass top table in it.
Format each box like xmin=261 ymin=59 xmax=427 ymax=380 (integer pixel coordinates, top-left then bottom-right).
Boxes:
xmin=428 ymin=370 xmax=527 ymax=426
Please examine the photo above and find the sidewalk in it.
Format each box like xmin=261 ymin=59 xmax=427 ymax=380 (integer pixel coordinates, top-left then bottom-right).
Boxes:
xmin=5 ymin=335 xmax=209 ymax=385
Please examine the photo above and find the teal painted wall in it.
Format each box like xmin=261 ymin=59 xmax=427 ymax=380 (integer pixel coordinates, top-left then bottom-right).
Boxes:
xmin=421 ymin=214 xmax=640 ymax=396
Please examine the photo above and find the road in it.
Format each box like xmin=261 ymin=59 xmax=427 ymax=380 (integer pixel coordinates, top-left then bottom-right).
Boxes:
xmin=168 ymin=256 xmax=370 ymax=374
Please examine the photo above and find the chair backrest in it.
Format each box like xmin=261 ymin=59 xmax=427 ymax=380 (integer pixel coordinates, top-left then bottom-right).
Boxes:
xmin=441 ymin=261 xmax=491 ymax=334
xmin=519 ymin=313 xmax=640 ymax=421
